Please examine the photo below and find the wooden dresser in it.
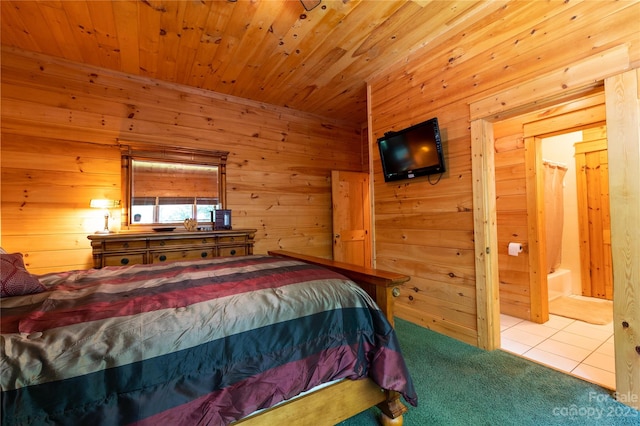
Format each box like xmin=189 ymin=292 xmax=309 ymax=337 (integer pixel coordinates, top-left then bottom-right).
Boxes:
xmin=88 ymin=229 xmax=256 ymax=269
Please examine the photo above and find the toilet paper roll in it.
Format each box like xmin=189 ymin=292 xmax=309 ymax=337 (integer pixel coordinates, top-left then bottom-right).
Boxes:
xmin=508 ymin=242 xmax=523 ymax=256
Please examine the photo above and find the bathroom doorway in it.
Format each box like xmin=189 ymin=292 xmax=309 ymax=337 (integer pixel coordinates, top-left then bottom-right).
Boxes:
xmin=524 ymin=119 xmax=613 ymax=324
xmin=500 ymin=122 xmax=616 ymax=390
xmin=490 ymin=88 xmax=611 ymax=326
xmin=470 ymin=64 xmax=640 ymax=408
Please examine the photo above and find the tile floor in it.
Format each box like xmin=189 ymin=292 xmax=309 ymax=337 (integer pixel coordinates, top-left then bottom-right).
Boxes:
xmin=500 ymin=312 xmax=615 ymax=390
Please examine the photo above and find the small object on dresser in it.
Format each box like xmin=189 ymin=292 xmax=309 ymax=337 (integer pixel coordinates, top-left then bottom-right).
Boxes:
xmin=183 ymin=218 xmax=198 ymax=231
xmin=214 ymin=210 xmax=232 ymax=230
xmin=152 ymin=227 xmax=176 ymax=232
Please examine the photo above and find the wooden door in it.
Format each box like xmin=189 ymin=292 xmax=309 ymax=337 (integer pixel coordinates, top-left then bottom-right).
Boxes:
xmin=575 ymin=129 xmax=613 ymax=300
xmin=331 ymin=170 xmax=372 ymax=267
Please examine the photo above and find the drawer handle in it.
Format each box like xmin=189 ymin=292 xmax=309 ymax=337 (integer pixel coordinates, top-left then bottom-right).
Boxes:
xmin=120 ymin=258 xmax=129 ymax=265
xmin=123 ymin=242 xmax=129 ymax=248
xmin=160 ymin=241 xmax=166 ymax=246
xmin=230 ymin=249 xmax=236 ymax=256
xmin=202 ymin=239 xmax=207 ymax=244
xmin=159 ymin=255 xmax=167 ymax=262
xmin=201 ymin=251 xmax=208 ymax=258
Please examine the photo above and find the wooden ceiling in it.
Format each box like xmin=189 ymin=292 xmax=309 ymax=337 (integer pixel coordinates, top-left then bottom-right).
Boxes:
xmin=1 ymin=0 xmax=505 ymax=123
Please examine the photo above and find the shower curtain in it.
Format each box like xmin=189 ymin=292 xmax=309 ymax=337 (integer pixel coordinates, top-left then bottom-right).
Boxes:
xmin=544 ymin=161 xmax=568 ymax=274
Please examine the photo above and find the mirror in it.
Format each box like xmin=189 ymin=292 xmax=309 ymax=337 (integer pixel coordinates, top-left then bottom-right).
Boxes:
xmin=120 ymin=144 xmax=228 ymax=229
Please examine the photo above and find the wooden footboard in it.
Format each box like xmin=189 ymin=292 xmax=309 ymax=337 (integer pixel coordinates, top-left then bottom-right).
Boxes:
xmin=237 ymin=250 xmax=412 ymax=425
xmin=234 ymin=378 xmax=390 ymax=426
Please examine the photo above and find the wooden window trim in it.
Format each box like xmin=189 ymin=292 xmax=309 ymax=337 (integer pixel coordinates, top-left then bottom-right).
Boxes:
xmin=119 ymin=142 xmax=228 ymax=230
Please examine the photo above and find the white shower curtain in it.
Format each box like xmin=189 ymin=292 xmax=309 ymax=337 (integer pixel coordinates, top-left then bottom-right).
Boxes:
xmin=544 ymin=161 xmax=568 ymax=274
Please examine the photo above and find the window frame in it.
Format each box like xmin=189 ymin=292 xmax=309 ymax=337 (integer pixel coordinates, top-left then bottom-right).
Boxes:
xmin=120 ymin=143 xmax=228 ymax=230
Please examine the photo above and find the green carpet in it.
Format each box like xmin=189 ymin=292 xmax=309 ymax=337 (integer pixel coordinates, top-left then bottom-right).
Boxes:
xmin=340 ymin=318 xmax=639 ymax=426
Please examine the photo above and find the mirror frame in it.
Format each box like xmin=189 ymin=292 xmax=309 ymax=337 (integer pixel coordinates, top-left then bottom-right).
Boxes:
xmin=120 ymin=143 xmax=228 ymax=230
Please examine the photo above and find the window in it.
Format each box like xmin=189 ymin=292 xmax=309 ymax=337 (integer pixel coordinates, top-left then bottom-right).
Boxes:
xmin=121 ymin=144 xmax=228 ymax=228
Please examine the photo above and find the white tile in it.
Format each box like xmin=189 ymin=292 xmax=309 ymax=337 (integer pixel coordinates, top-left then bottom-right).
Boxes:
xmin=500 ymin=310 xmax=616 ymax=392
xmin=522 ymin=348 xmax=579 ymax=373
xmin=582 ymin=351 xmax=616 ymax=373
xmin=550 ymin=330 xmax=603 ymax=351
xmin=500 ymin=314 xmax=523 ymax=329
xmin=511 ymin=321 xmax=559 ymax=339
xmin=502 ymin=327 xmax=548 ymax=347
xmin=572 ymin=364 xmax=616 ymax=390
xmin=500 ymin=338 xmax=531 ymax=355
xmin=563 ymin=321 xmax=613 ymax=341
xmin=535 ymin=339 xmax=592 ymax=362
xmin=595 ymin=340 xmax=615 ymax=357
xmin=545 ymin=314 xmax=575 ymax=330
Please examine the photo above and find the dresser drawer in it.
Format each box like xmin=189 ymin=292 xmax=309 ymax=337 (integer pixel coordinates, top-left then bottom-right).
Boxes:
xmin=149 ymin=237 xmax=213 ymax=248
xmin=105 ymin=240 xmax=147 ymax=251
xmin=218 ymin=235 xmax=246 ymax=244
xmin=151 ymin=249 xmax=214 ymax=263
xmin=103 ymin=253 xmax=145 ymax=267
xmin=217 ymin=245 xmax=247 ymax=257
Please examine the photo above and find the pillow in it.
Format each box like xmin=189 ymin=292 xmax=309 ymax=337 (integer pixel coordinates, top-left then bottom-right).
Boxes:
xmin=0 ymin=247 xmax=7 ymax=254
xmin=1 ymin=253 xmax=46 ymax=297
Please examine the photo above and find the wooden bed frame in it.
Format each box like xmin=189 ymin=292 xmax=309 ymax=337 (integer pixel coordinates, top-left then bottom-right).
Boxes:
xmin=233 ymin=250 xmax=411 ymax=426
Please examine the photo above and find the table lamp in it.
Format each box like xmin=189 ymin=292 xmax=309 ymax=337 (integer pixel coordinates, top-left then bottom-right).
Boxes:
xmin=90 ymin=199 xmax=121 ymax=233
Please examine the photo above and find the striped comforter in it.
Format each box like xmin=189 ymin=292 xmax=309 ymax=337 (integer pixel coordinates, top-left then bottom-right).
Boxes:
xmin=1 ymin=255 xmax=417 ymax=425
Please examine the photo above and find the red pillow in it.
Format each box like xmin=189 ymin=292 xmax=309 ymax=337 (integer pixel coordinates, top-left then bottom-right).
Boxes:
xmin=1 ymin=253 xmax=46 ymax=297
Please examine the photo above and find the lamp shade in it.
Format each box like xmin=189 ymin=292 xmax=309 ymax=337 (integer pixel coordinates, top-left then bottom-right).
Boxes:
xmin=90 ymin=199 xmax=120 ymax=209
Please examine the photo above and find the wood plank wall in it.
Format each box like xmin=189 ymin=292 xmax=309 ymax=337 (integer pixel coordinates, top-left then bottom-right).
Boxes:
xmin=1 ymin=46 xmax=364 ymax=274
xmin=368 ymin=0 xmax=639 ymax=345
xmin=493 ymin=118 xmax=529 ymax=320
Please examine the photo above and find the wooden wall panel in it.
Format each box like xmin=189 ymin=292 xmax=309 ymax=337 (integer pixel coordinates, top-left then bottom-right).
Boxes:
xmin=368 ymin=1 xmax=639 ymax=344
xmin=1 ymin=47 xmax=363 ymax=273
xmin=493 ymin=116 xmax=533 ymax=320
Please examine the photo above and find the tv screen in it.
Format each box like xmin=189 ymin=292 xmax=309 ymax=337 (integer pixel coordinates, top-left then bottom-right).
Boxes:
xmin=377 ymin=117 xmax=445 ymax=182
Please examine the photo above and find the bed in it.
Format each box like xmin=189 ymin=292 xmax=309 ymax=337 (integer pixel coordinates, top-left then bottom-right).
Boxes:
xmin=1 ymin=249 xmax=417 ymax=426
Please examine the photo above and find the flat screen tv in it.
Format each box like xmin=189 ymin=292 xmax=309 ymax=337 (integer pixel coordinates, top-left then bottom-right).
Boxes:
xmin=377 ymin=117 xmax=445 ymax=182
